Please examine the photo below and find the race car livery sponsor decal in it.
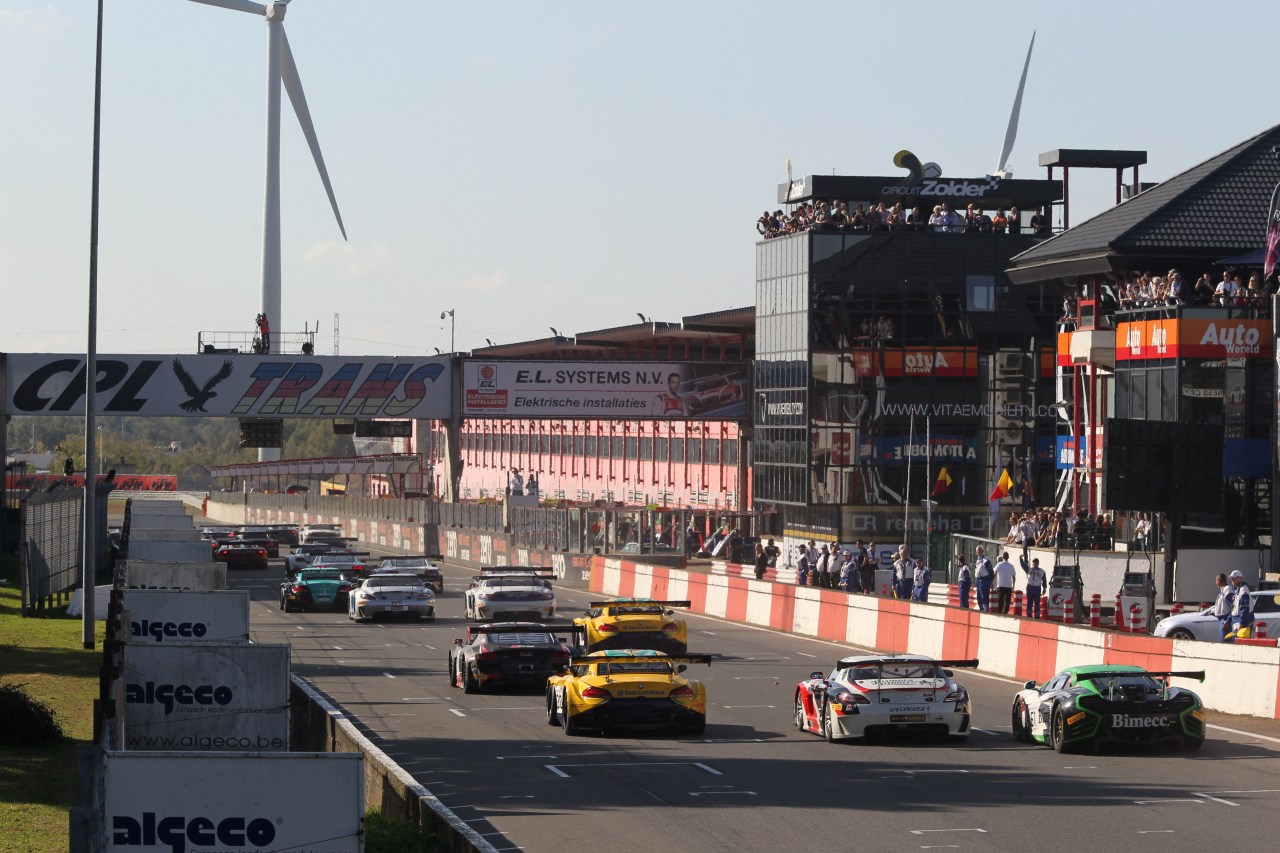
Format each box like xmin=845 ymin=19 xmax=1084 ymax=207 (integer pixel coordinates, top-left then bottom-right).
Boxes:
xmin=1110 ymin=714 xmax=1172 ymax=728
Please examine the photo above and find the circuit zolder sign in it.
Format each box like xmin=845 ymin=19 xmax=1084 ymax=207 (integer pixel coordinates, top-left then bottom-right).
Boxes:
xmin=3 ymin=354 xmax=453 ymax=419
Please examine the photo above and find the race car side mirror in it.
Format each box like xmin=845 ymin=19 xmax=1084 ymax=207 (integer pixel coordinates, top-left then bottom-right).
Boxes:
xmin=942 ymin=670 xmax=954 ymax=677
xmin=1023 ymin=680 xmax=1037 ymax=689
xmin=676 ymin=665 xmax=688 ymax=674
xmin=809 ymin=671 xmax=824 ymax=680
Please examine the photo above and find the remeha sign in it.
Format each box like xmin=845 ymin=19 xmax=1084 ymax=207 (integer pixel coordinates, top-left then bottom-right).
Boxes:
xmin=3 ymin=353 xmax=452 ymax=418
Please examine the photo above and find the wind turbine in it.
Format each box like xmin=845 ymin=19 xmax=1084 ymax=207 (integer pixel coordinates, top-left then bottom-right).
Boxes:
xmin=189 ymin=0 xmax=347 ymax=352
xmin=991 ymin=31 xmax=1036 ymax=179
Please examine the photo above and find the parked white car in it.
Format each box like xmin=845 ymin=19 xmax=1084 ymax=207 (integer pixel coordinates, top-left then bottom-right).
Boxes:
xmin=1153 ymin=590 xmax=1280 ymax=641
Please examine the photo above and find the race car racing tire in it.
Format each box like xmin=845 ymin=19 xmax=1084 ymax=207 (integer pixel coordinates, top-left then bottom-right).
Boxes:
xmin=279 ymin=593 xmax=292 ymax=613
xmin=1050 ymin=708 xmax=1073 ymax=754
xmin=1182 ymin=736 xmax=1204 ymax=752
xmin=1012 ymin=698 xmax=1032 ymax=743
xmin=546 ymin=690 xmax=560 ymax=726
xmin=561 ymin=696 xmax=582 ymax=736
xmin=446 ymin=656 xmax=456 ymax=688
xmin=463 ymin=664 xmax=480 ymax=694
xmin=794 ymin=696 xmax=807 ymax=731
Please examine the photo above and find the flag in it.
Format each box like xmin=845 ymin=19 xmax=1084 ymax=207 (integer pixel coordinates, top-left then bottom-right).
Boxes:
xmin=932 ymin=466 xmax=952 ymax=496
xmin=1266 ymin=180 xmax=1280 ymax=280
xmin=989 ymin=468 xmax=1014 ymax=502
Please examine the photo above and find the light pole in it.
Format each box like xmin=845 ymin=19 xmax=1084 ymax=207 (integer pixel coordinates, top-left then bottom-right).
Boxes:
xmin=440 ymin=309 xmax=455 ymax=353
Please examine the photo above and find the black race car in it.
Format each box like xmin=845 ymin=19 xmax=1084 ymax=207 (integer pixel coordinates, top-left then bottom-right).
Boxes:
xmin=1012 ymin=664 xmax=1207 ymax=752
xmin=448 ymin=622 xmax=577 ymax=694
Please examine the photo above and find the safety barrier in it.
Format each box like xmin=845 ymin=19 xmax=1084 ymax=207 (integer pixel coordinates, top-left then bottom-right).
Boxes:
xmin=590 ymin=556 xmax=1280 ymax=720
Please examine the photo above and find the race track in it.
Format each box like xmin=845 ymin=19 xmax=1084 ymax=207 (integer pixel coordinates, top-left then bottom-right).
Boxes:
xmin=236 ymin=559 xmax=1280 ymax=853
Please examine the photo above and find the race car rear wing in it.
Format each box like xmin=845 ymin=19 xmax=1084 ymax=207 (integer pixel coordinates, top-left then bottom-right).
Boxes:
xmin=569 ymin=654 xmax=713 ymax=667
xmin=1075 ymin=670 xmax=1206 ymax=683
xmin=836 ymin=657 xmax=980 ymax=670
xmin=469 ymin=623 xmax=583 ymax=635
xmin=587 ymin=600 xmax=692 ymax=610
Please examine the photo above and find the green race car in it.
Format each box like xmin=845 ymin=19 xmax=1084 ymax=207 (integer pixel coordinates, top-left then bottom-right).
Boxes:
xmin=280 ymin=567 xmax=354 ymax=613
xmin=1011 ymin=664 xmax=1206 ymax=753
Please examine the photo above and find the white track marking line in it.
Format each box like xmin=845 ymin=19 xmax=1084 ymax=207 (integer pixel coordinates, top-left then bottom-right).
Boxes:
xmin=796 ymin=652 xmax=817 ymax=658
xmin=1193 ymin=792 xmax=1239 ymax=806
xmin=910 ymin=828 xmax=987 ymax=835
xmin=383 ymin=672 xmax=396 ymax=679
xmin=448 ymin=708 xmax=466 ymax=717
xmin=1205 ymin=724 xmax=1280 ymax=746
xmin=1133 ymin=799 xmax=1203 ymax=805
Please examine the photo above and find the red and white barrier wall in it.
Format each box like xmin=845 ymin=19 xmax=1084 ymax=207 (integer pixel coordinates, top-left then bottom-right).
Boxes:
xmin=591 ymin=557 xmax=1280 ymax=720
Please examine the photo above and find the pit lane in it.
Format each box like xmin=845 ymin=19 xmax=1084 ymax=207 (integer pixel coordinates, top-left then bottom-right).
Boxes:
xmin=234 ymin=557 xmax=1280 ymax=853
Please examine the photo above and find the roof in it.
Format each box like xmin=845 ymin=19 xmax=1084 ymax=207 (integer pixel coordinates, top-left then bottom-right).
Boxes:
xmin=1010 ymin=124 xmax=1280 ymax=283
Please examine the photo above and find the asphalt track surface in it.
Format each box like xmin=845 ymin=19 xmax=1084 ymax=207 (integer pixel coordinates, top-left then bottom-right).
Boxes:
xmin=238 ymin=555 xmax=1280 ymax=853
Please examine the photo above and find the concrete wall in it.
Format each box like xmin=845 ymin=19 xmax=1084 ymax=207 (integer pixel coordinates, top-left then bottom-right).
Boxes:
xmin=593 ymin=556 xmax=1280 ymax=720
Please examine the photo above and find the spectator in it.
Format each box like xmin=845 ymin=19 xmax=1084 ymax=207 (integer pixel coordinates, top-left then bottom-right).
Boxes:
xmin=816 ymin=545 xmax=831 ymax=588
xmin=685 ymin=525 xmax=702 ymax=557
xmin=906 ymin=206 xmax=925 ymax=230
xmin=1020 ymin=555 xmax=1046 ymax=618
xmin=838 ymin=549 xmax=856 ymax=592
xmin=911 ymin=558 xmax=932 ymax=602
xmin=526 ymin=473 xmax=538 ymax=496
xmin=1133 ymin=512 xmax=1151 ymax=551
xmin=795 ymin=545 xmax=810 ymax=586
xmin=753 ymin=542 xmax=768 ymax=580
xmin=941 ymin=203 xmax=958 ymax=232
xmin=254 ymin=312 xmax=271 ymax=354
xmin=929 ymin=205 xmax=945 ymax=231
xmin=974 ymin=545 xmax=994 ymax=612
xmin=992 ymin=209 xmax=1009 ymax=234
xmin=1193 ymin=273 xmax=1215 ymax=304
xmin=764 ymin=538 xmax=780 ymax=570
xmin=964 ymin=203 xmax=979 ymax=231
xmin=1030 ymin=207 xmax=1051 ymax=236
xmin=756 ymin=211 xmax=773 ymax=237
xmin=994 ymin=551 xmax=1017 ymax=614
xmin=1229 ymin=569 xmax=1254 ymax=641
xmin=727 ymin=529 xmax=744 ymax=563
xmin=1215 ymin=271 xmax=1237 ymax=306
xmin=831 ymin=202 xmax=849 ymax=228
xmin=1095 ymin=514 xmax=1113 ymax=550
xmin=1016 ymin=511 xmax=1038 ymax=563
xmin=1212 ymin=572 xmax=1234 ymax=641
xmin=1168 ymin=272 xmax=1185 ymax=305
xmin=1244 ymin=273 xmax=1265 ymax=308
xmin=955 ymin=553 xmax=972 ymax=609
xmin=1008 ymin=206 xmax=1021 ymax=235
xmin=850 ymin=204 xmax=867 ymax=229
xmin=508 ymin=468 xmax=524 ymax=496
xmin=892 ymin=545 xmax=915 ymax=599
xmin=857 ymin=539 xmax=875 ymax=594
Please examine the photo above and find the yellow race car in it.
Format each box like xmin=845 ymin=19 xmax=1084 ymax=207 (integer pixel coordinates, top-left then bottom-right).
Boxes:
xmin=546 ymin=649 xmax=712 ymax=736
xmin=575 ymin=599 xmax=691 ymax=654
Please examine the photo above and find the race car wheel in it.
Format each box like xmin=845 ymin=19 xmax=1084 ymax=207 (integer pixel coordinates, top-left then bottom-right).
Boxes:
xmin=823 ymin=701 xmax=838 ymax=743
xmin=1166 ymin=628 xmax=1195 ymax=640
xmin=446 ymin=656 xmax=456 ymax=687
xmin=1050 ymin=708 xmax=1072 ymax=754
xmin=794 ymin=696 xmax=807 ymax=731
xmin=279 ymin=592 xmax=291 ymax=613
xmin=561 ymin=696 xmax=582 ymax=736
xmin=546 ymin=690 xmax=562 ymax=727
xmin=1012 ymin=698 xmax=1031 ymax=743
xmin=462 ymin=664 xmax=480 ymax=694
xmin=1182 ymin=736 xmax=1204 ymax=752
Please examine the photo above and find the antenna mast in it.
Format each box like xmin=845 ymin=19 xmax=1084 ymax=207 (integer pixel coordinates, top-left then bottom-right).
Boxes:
xmin=333 ymin=312 xmax=340 ymax=356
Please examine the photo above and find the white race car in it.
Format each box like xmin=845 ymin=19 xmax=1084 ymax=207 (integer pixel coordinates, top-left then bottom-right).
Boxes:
xmin=464 ymin=569 xmax=556 ymax=622
xmin=793 ymin=654 xmax=977 ymax=742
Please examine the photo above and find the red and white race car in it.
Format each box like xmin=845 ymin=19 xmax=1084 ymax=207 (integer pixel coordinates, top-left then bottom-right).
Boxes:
xmin=793 ymin=654 xmax=977 ymax=742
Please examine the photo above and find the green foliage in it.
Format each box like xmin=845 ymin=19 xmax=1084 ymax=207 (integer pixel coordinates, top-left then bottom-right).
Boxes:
xmin=7 ymin=415 xmax=354 ymax=489
xmin=363 ymin=810 xmax=439 ymax=853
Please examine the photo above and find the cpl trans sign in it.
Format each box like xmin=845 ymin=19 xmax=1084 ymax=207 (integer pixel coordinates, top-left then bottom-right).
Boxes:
xmin=3 ymin=353 xmax=452 ymax=418
xmin=1115 ymin=319 xmax=1272 ymax=360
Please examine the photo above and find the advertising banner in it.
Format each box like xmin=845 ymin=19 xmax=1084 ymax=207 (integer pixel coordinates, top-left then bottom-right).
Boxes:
xmin=103 ymin=751 xmax=363 ymax=852
xmin=124 ymin=562 xmax=228 ymax=591
xmin=1116 ymin=318 xmax=1271 ymax=360
xmin=5 ymin=473 xmax=177 ymax=491
xmin=5 ymin=353 xmax=452 ymax=419
xmin=121 ymin=644 xmax=289 ymax=752
xmin=847 ymin=347 xmax=979 ymax=379
xmin=123 ymin=590 xmax=251 ymax=645
xmin=462 ymin=360 xmax=749 ymax=419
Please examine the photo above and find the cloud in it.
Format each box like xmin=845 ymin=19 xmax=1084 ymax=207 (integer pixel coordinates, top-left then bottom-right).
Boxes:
xmin=302 ymin=241 xmax=392 ymax=281
xmin=433 ymin=269 xmax=510 ymax=294
xmin=0 ymin=4 xmax=70 ymax=36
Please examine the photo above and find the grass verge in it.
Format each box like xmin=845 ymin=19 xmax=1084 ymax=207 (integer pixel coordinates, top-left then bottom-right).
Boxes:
xmin=0 ymin=554 xmax=102 ymax=853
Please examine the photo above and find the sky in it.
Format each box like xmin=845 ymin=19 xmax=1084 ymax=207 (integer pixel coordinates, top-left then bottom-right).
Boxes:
xmin=3 ymin=1 xmax=1279 ymax=359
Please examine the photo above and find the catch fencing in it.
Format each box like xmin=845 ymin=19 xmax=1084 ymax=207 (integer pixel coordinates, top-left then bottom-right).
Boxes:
xmin=19 ymin=481 xmax=112 ymax=615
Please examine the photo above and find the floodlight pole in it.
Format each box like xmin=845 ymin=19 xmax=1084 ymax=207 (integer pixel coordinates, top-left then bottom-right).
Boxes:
xmin=82 ymin=0 xmax=105 ymax=649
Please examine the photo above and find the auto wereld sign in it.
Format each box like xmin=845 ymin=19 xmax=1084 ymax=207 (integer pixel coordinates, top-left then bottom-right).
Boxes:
xmin=2 ymin=353 xmax=453 ymax=418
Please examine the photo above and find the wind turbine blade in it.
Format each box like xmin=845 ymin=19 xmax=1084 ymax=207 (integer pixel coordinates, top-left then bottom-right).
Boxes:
xmin=280 ymin=27 xmax=347 ymax=240
xmin=995 ymin=30 xmax=1036 ymax=175
xmin=187 ymin=0 xmax=268 ymax=16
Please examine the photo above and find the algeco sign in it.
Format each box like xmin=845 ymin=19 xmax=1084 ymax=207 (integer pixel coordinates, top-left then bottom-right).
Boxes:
xmin=3 ymin=353 xmax=452 ymax=418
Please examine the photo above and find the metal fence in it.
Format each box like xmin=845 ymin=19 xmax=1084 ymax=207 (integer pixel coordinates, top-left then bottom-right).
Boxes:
xmin=19 ymin=482 xmax=112 ymax=615
xmin=243 ymin=492 xmax=440 ymax=524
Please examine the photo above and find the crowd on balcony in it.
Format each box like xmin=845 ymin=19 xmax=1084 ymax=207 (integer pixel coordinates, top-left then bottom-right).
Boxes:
xmin=756 ymin=201 xmax=1052 ymax=239
xmin=1002 ymin=507 xmax=1118 ymax=552
xmin=1114 ymin=269 xmax=1272 ymax=311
